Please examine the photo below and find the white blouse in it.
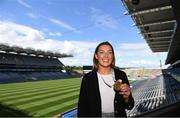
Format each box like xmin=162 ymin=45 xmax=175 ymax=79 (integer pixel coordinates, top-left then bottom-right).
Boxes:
xmin=97 ymin=72 xmax=115 ymax=113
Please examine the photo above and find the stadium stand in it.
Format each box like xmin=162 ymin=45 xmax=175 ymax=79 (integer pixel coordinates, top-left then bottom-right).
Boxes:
xmin=121 ymin=0 xmax=180 ymax=116
xmin=124 ymin=68 xmax=161 ymax=79
xmin=82 ymin=65 xmax=93 ymax=74
xmin=126 ymin=71 xmax=180 ymax=117
xmin=0 ymin=45 xmax=74 ymax=84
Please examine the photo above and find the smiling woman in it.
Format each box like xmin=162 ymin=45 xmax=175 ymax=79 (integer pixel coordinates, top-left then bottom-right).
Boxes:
xmin=77 ymin=41 xmax=134 ymax=117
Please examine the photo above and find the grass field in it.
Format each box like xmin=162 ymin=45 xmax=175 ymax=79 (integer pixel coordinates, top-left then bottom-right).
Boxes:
xmin=0 ymin=78 xmax=135 ymax=117
xmin=0 ymin=78 xmax=81 ymax=117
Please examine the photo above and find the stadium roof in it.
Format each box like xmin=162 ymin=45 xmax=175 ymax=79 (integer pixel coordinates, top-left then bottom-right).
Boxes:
xmin=24 ymin=48 xmax=36 ymax=55
xmin=122 ymin=0 xmax=180 ymax=65
xmin=0 ymin=44 xmax=73 ymax=58
xmin=11 ymin=46 xmax=26 ymax=54
xmin=0 ymin=44 xmax=13 ymax=52
xmin=165 ymin=0 xmax=180 ymax=64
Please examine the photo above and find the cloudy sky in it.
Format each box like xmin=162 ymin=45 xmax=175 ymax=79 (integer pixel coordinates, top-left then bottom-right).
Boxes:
xmin=0 ymin=0 xmax=168 ymax=68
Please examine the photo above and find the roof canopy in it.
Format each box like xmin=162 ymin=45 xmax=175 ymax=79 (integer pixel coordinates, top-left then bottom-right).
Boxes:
xmin=0 ymin=44 xmax=73 ymax=58
xmin=122 ymin=0 xmax=180 ymax=65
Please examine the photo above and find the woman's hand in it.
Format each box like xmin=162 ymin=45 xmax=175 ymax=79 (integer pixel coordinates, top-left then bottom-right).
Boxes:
xmin=119 ymin=83 xmax=131 ymax=103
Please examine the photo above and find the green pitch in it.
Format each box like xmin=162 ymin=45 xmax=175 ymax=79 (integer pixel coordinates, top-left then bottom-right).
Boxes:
xmin=0 ymin=78 xmax=135 ymax=117
xmin=0 ymin=78 xmax=81 ymax=117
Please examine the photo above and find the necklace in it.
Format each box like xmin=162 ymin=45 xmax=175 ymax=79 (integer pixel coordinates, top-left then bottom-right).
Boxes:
xmin=98 ymin=71 xmax=116 ymax=88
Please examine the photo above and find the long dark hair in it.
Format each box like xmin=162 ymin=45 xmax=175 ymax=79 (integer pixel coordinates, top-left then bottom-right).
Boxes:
xmin=93 ymin=41 xmax=115 ymax=71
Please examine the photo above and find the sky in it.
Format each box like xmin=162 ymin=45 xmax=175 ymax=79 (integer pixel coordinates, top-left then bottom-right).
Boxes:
xmin=0 ymin=0 xmax=168 ymax=68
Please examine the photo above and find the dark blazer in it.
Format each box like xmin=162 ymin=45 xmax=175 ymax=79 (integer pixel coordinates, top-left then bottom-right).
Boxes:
xmin=78 ymin=68 xmax=134 ymax=117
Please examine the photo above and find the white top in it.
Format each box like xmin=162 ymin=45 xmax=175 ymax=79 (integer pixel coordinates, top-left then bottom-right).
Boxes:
xmin=97 ymin=72 xmax=115 ymax=113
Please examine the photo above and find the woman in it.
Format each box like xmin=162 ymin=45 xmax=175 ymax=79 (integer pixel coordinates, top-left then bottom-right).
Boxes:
xmin=78 ymin=41 xmax=134 ymax=117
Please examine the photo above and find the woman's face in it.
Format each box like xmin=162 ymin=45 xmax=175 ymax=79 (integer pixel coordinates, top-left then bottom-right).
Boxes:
xmin=95 ymin=44 xmax=113 ymax=69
